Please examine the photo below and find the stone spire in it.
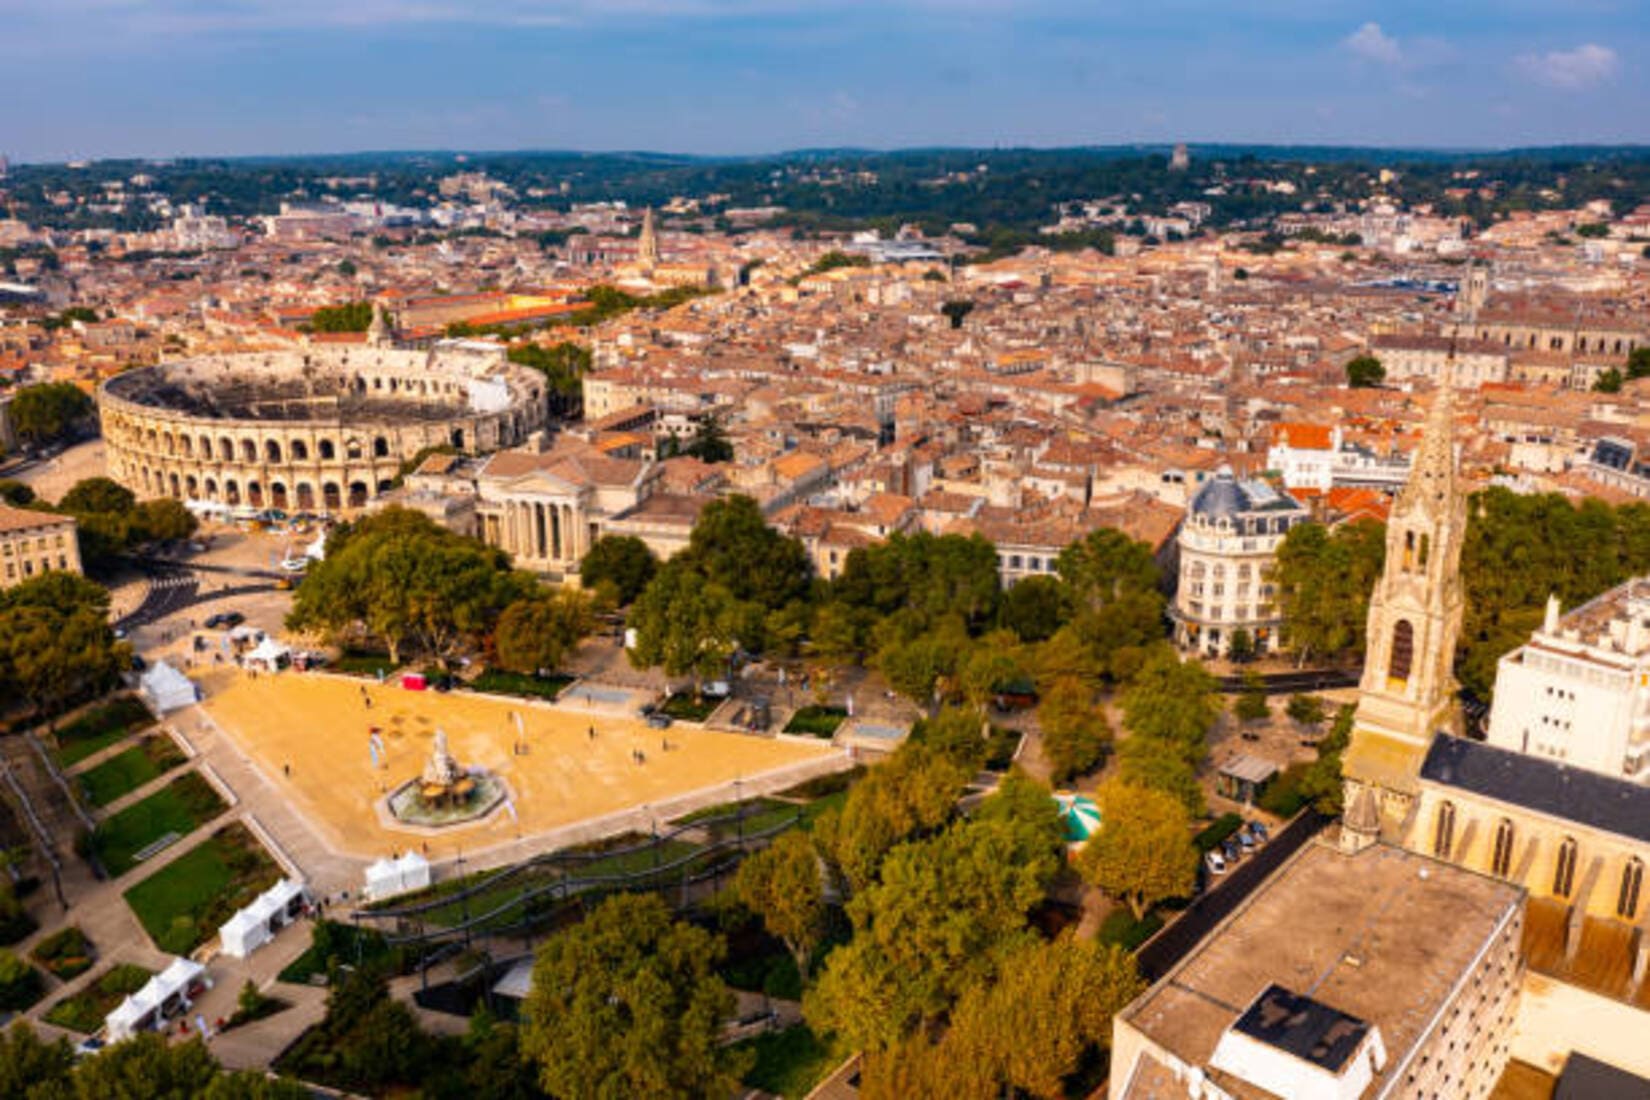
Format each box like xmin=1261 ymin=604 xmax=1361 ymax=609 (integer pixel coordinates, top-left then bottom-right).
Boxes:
xmin=637 ymin=207 xmax=660 ymax=270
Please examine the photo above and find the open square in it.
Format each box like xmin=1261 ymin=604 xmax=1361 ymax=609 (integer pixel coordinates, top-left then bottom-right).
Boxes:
xmin=196 ymin=669 xmax=839 ymax=861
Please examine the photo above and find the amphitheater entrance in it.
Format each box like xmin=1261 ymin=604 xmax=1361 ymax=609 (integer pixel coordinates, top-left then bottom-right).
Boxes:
xmin=271 ymin=483 xmax=290 ymax=511
xmin=348 ymin=481 xmax=369 ymax=508
xmin=296 ymin=483 xmax=316 ymax=511
xmin=204 ymin=478 xmax=218 ymax=501
xmin=225 ymin=480 xmax=241 ymax=506
xmin=323 ymin=483 xmax=342 ymax=512
xmin=247 ymin=481 xmax=263 ymax=508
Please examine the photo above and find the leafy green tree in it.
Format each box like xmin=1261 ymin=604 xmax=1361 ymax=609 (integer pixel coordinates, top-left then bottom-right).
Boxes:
xmin=955 ymin=630 xmax=1025 ymax=712
xmin=0 ymin=600 xmax=127 ymax=723
xmin=336 ymin=259 xmax=357 ymax=277
xmin=733 ymin=830 xmax=826 ymax=978
xmin=1628 ymin=347 xmax=1650 ymax=380
xmin=999 ymin=574 xmax=1066 ymax=642
xmin=509 ymin=341 xmax=591 ymax=414
xmin=940 ymin=299 xmax=975 ymax=329
xmin=861 ymin=935 xmax=1143 ymax=1100
xmin=65 ymin=1033 xmax=219 ymax=1097
xmin=812 ymin=741 xmax=972 ymax=893
xmin=577 ymin=535 xmax=656 ymax=604
xmin=8 ymin=382 xmax=93 ymax=444
xmin=1594 ymin=367 xmax=1624 ymax=394
xmin=1235 ymin=670 xmax=1269 ymax=722
xmin=0 ymin=1023 xmax=73 ymax=1099
xmin=1053 ymin=529 xmax=1166 ymax=680
xmin=522 ymin=893 xmax=748 ymax=1100
xmin=132 ymin=498 xmax=198 ymax=543
xmin=0 ymin=480 xmax=36 ymax=506
xmin=308 ymin=301 xmax=374 ymax=332
xmin=835 ymin=532 xmax=1001 ymax=632
xmin=679 ymin=494 xmax=811 ymax=613
xmin=1037 ymin=676 xmax=1110 ymax=784
xmin=1345 ymin=354 xmax=1385 ymax=388
xmin=682 ymin=414 xmax=733 ymax=463
xmin=1287 ymin=693 xmax=1326 ymax=725
xmin=59 ymin=477 xmax=135 ymax=516
xmin=1272 ymin=520 xmax=1385 ymax=664
xmin=1227 ymin=626 xmax=1255 ymax=663
xmin=1115 ymin=736 xmax=1204 ymax=814
xmin=1119 ymin=647 xmax=1218 ymax=759
xmin=494 ymin=590 xmax=594 ymax=676
xmin=1297 ymin=704 xmax=1355 ymax=814
xmin=626 ymin=560 xmax=739 ymax=689
xmin=807 ymin=601 xmax=865 ymax=666
xmin=1077 ymin=780 xmax=1198 ymax=920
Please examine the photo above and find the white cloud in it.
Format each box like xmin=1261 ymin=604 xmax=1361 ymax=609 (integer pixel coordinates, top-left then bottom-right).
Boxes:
xmin=1515 ymin=43 xmax=1619 ymax=90
xmin=1344 ymin=22 xmax=1401 ymax=66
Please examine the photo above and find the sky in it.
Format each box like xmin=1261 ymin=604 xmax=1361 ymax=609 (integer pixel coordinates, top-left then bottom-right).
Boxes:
xmin=1 ymin=1 xmax=1647 ymax=162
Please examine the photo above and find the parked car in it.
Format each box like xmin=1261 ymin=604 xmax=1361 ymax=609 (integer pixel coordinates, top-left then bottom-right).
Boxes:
xmin=1248 ymin=819 xmax=1270 ymax=843
xmin=205 ymin=612 xmax=245 ymax=630
xmin=1237 ymin=826 xmax=1257 ymax=853
xmin=1204 ymin=849 xmax=1227 ymax=876
xmin=1221 ymin=838 xmax=1242 ymax=865
xmin=74 ymin=1037 xmax=104 ymax=1059
xmin=702 ymin=680 xmax=731 ymax=700
xmin=645 ymin=712 xmax=673 ymax=729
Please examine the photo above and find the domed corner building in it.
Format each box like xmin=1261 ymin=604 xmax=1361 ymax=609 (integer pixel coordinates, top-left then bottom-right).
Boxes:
xmin=97 ymin=342 xmax=549 ymax=513
xmin=1171 ymin=465 xmax=1310 ymax=658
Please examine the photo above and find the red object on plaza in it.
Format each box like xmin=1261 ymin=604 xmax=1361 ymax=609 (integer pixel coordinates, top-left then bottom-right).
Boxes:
xmin=401 ymin=672 xmax=427 ymax=691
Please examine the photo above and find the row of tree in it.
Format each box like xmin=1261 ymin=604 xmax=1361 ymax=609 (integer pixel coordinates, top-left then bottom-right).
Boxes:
xmin=0 ymin=572 xmax=129 ymax=724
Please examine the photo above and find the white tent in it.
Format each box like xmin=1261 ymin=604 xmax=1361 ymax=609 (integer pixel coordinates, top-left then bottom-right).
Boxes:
xmin=105 ymin=957 xmax=207 ymax=1041
xmin=363 ymin=851 xmax=431 ymax=901
xmin=218 ymin=878 xmax=311 ymax=959
xmin=139 ymin=661 xmax=196 ymax=713
xmin=244 ymin=636 xmax=290 ymax=671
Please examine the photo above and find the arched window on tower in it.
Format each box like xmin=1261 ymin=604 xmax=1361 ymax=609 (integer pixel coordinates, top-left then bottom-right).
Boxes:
xmin=1388 ymin=620 xmax=1414 ymax=688
xmin=1432 ymin=801 xmax=1456 ymax=860
xmin=1491 ymin=819 xmax=1515 ymax=878
xmin=1619 ymin=858 xmax=1644 ymax=920
xmin=1419 ymin=533 xmax=1430 ymax=568
xmin=1403 ymin=530 xmax=1416 ymax=571
xmin=1553 ymin=837 xmax=1578 ymax=898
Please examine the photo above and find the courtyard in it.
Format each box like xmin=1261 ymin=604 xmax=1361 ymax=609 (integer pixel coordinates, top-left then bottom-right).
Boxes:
xmin=195 ymin=668 xmax=839 ymax=862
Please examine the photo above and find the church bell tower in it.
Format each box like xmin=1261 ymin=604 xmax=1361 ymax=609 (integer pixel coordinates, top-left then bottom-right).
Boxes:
xmin=1341 ymin=368 xmax=1467 ymax=848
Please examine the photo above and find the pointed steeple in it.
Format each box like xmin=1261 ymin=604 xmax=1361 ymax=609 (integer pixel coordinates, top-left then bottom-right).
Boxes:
xmin=1396 ymin=355 xmax=1458 ymax=520
xmin=366 ymin=300 xmax=391 ymax=347
xmin=637 ymin=207 xmax=660 ymax=269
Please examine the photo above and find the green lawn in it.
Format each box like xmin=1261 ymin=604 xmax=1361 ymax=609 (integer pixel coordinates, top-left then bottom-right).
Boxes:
xmin=468 ymin=668 xmax=574 ymax=699
xmin=92 ymin=771 xmax=227 ymax=876
xmin=52 ymin=698 xmax=155 ymax=767
xmin=279 ymin=921 xmax=397 ymax=985
xmin=123 ymin=823 xmax=279 ymax=955
xmin=783 ymin=706 xmax=847 ymax=737
xmin=660 ymin=693 xmax=717 ymax=721
xmin=42 ymin=963 xmax=151 ymax=1033
xmin=77 ymin=735 xmax=186 ymax=808
xmin=1098 ymin=908 xmax=1165 ymax=951
xmin=734 ymin=1025 xmax=836 ymax=1099
xmin=31 ymin=926 xmax=95 ymax=981
xmin=333 ymin=651 xmax=400 ymax=678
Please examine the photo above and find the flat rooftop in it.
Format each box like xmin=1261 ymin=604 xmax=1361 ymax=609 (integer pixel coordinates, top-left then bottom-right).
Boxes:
xmin=1117 ymin=841 xmax=1521 ymax=1100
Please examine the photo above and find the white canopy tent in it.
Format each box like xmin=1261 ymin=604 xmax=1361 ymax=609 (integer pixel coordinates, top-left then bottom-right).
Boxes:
xmin=105 ymin=957 xmax=208 ymax=1041
xmin=218 ymin=878 xmax=312 ymax=959
xmin=243 ymin=636 xmax=291 ymax=672
xmin=139 ymin=661 xmax=196 ymax=713
xmin=363 ymin=851 xmax=431 ymax=901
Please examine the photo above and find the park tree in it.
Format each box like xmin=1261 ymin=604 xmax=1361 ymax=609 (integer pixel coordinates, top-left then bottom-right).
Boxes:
xmin=835 ymin=532 xmax=1001 ymax=632
xmin=807 ymin=601 xmax=865 ymax=667
xmin=0 ymin=480 xmax=35 ymax=506
xmin=8 ymin=382 xmax=93 ymax=444
xmin=1119 ymin=647 xmax=1218 ymax=759
xmin=955 ymin=629 xmax=1025 ymax=712
xmin=1053 ymin=529 xmax=1167 ymax=679
xmin=998 ymin=574 xmax=1066 ymax=642
xmin=58 ymin=476 xmax=134 ymax=516
xmin=806 ymin=813 xmax=1059 ymax=1052
xmin=1227 ymin=626 xmax=1255 ymax=663
xmin=66 ymin=1033 xmax=219 ymax=1096
xmin=1078 ymin=780 xmax=1199 ymax=920
xmin=1235 ymin=670 xmax=1270 ymax=722
xmin=494 ymin=590 xmax=594 ymax=676
xmin=1297 ymin=704 xmax=1356 ymax=814
xmin=626 ymin=560 xmax=740 ymax=690
xmin=860 ymin=935 xmax=1143 ymax=1100
xmin=1345 ymin=354 xmax=1385 ymax=388
xmin=872 ymin=618 xmax=970 ymax=705
xmin=0 ymin=1023 xmax=72 ymax=1099
xmin=679 ymin=494 xmax=811 ymax=612
xmin=522 ymin=893 xmax=748 ymax=1100
xmin=132 ymin=497 xmax=198 ymax=543
xmin=812 ymin=741 xmax=973 ymax=893
xmin=576 ymin=535 xmax=656 ymax=605
xmin=0 ymin=580 xmax=126 ymax=724
xmin=1115 ymin=736 xmax=1204 ymax=814
xmin=308 ymin=301 xmax=374 ymax=333
xmin=1287 ymin=693 xmax=1326 ymax=725
xmin=1271 ymin=520 xmax=1386 ymax=664
xmin=1037 ymin=676 xmax=1111 ymax=784
xmin=732 ymin=829 xmax=827 ymax=978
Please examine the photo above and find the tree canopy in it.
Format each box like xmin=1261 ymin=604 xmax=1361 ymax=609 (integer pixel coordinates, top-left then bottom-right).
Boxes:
xmin=0 ymin=572 xmax=126 ymax=722
xmin=8 ymin=383 xmax=94 ymax=445
xmin=1077 ymin=779 xmax=1199 ymax=919
xmin=1345 ymin=354 xmax=1385 ymax=388
xmin=521 ymin=893 xmax=748 ymax=1100
xmin=494 ymin=590 xmax=594 ymax=676
xmin=577 ymin=535 xmax=657 ymax=605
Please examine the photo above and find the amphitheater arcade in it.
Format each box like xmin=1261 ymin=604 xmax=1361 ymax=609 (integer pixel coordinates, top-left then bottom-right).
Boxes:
xmin=98 ymin=345 xmax=549 ymax=513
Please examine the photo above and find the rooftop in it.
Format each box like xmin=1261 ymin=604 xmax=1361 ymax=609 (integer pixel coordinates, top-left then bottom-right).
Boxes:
xmin=1421 ymin=736 xmax=1650 ymax=845
xmin=1117 ymin=841 xmax=1520 ymax=1100
xmin=1230 ymin=984 xmax=1370 ymax=1073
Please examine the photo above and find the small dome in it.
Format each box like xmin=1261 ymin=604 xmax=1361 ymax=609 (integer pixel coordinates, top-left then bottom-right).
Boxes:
xmin=1190 ymin=466 xmax=1245 ymax=520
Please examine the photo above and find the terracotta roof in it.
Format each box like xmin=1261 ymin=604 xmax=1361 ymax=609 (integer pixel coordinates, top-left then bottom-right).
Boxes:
xmin=0 ymin=504 xmax=74 ymax=535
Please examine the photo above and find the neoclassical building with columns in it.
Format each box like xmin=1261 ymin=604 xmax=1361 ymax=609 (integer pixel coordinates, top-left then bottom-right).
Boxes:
xmin=97 ymin=344 xmax=548 ymax=512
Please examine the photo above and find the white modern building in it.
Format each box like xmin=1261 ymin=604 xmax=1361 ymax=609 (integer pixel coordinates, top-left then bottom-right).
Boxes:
xmin=1486 ymin=582 xmax=1650 ymax=782
xmin=1172 ymin=467 xmax=1310 ymax=657
xmin=1265 ymin=424 xmax=1410 ymax=494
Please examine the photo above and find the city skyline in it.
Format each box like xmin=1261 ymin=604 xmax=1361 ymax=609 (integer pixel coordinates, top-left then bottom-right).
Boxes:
xmin=3 ymin=1 xmax=1648 ymax=162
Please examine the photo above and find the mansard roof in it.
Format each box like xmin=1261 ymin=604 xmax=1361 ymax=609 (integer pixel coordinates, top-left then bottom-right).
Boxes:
xmin=1420 ymin=736 xmax=1650 ymax=844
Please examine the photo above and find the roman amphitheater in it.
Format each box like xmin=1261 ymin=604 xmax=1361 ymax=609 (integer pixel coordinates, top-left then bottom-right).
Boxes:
xmin=98 ymin=344 xmax=548 ymax=511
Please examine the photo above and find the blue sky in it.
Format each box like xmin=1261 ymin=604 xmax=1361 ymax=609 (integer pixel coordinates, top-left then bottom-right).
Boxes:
xmin=2 ymin=1 xmax=1646 ymax=161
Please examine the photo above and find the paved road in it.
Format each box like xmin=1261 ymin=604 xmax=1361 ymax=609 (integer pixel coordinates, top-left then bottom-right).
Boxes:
xmin=114 ymin=565 xmax=278 ymax=634
xmin=1135 ymin=808 xmax=1328 ymax=983
xmin=1215 ymin=669 xmax=1358 ymax=695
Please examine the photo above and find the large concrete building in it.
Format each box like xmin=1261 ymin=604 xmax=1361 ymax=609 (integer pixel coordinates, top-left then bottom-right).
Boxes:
xmin=1485 ymin=584 xmax=1650 ymax=782
xmin=1171 ymin=468 xmax=1309 ymax=658
xmin=97 ymin=344 xmax=548 ymax=513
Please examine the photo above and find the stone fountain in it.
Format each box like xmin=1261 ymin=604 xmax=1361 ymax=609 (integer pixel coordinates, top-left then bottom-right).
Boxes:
xmin=386 ymin=729 xmax=505 ymax=827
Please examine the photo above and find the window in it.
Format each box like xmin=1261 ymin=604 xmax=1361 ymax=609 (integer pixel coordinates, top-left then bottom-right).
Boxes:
xmin=1491 ymin=819 xmax=1515 ymax=878
xmin=1619 ymin=858 xmax=1644 ymax=920
xmin=1552 ymin=837 xmax=1578 ymax=898
xmin=1390 ymin=620 xmax=1415 ymax=685
xmin=1433 ymin=801 xmax=1456 ymax=860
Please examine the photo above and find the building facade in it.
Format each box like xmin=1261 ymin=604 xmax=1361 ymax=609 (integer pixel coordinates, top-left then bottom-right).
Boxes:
xmin=0 ymin=505 xmax=81 ymax=589
xmin=1171 ymin=468 xmax=1309 ymax=657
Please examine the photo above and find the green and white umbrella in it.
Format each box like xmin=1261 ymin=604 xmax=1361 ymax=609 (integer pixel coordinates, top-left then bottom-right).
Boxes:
xmin=1054 ymin=793 xmax=1102 ymax=844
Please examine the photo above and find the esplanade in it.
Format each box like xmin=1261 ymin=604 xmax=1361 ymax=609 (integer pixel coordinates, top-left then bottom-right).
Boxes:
xmin=98 ymin=343 xmax=548 ymax=512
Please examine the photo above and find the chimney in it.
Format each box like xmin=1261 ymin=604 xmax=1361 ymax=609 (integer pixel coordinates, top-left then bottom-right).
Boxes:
xmin=1544 ymin=593 xmax=1561 ymax=634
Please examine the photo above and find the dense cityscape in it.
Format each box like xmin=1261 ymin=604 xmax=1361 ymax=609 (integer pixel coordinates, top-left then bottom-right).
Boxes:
xmin=3 ymin=7 xmax=1650 ymax=1100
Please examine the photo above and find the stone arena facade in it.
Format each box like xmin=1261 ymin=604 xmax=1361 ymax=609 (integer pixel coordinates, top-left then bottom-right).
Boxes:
xmin=98 ymin=345 xmax=549 ymax=512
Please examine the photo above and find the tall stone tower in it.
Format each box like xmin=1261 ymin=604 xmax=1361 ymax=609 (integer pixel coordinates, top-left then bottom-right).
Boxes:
xmin=1340 ymin=369 xmax=1467 ymax=849
xmin=637 ymin=207 xmax=660 ymax=270
xmin=1456 ymin=261 xmax=1489 ymax=319
xmin=366 ymin=301 xmax=392 ymax=348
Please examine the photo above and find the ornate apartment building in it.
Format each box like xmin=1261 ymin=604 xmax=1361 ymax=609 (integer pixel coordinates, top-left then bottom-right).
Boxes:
xmin=0 ymin=505 xmax=80 ymax=590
